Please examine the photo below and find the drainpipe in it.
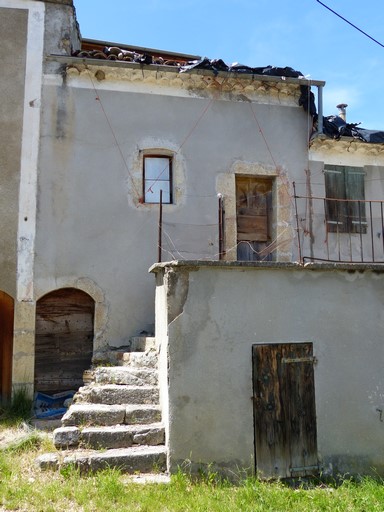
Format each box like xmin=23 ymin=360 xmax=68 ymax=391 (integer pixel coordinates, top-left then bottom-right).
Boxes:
xmin=336 ymin=103 xmax=348 ymax=121
xmin=317 ymin=85 xmax=323 ymax=134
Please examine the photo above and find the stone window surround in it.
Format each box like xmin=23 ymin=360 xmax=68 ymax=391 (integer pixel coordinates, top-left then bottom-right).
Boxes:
xmin=129 ymin=144 xmax=185 ymax=209
xmin=217 ymin=161 xmax=293 ymax=262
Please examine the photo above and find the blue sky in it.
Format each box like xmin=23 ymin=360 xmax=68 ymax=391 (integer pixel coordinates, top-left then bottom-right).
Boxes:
xmin=74 ymin=1 xmax=384 ymax=129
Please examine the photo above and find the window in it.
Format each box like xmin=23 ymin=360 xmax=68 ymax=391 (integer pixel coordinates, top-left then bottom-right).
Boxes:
xmin=324 ymin=165 xmax=366 ymax=233
xmin=236 ymin=176 xmax=274 ymax=261
xmin=143 ymin=155 xmax=172 ymax=204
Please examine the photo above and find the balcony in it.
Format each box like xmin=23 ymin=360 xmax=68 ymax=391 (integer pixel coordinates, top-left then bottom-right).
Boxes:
xmin=294 ymin=193 xmax=384 ymax=264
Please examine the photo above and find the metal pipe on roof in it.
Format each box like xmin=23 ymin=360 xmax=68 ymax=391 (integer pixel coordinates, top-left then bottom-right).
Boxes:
xmin=336 ymin=103 xmax=348 ymax=122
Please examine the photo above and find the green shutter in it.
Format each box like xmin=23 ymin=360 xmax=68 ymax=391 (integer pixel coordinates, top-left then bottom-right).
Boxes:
xmin=345 ymin=167 xmax=366 ymax=233
xmin=324 ymin=165 xmax=366 ymax=234
xmin=324 ymin=166 xmax=347 ymax=232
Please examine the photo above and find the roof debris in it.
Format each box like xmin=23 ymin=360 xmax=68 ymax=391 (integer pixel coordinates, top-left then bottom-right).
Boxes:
xmin=322 ymin=115 xmax=384 ymax=144
xmin=73 ymin=47 xmax=182 ymax=66
xmin=72 ymin=45 xmax=306 ymax=79
xmin=72 ymin=41 xmax=383 ymax=141
xmin=72 ymin=44 xmax=315 ymax=116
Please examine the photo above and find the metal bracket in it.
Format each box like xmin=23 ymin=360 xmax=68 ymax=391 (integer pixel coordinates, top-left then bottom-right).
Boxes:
xmin=282 ymin=356 xmax=317 ymax=364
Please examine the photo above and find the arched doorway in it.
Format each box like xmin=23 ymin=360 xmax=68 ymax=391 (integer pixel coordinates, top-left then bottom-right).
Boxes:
xmin=35 ymin=288 xmax=94 ymax=394
xmin=0 ymin=291 xmax=14 ymax=405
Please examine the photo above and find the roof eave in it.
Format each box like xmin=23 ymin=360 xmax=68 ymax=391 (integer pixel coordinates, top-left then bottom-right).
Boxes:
xmin=46 ymin=54 xmax=326 ymax=87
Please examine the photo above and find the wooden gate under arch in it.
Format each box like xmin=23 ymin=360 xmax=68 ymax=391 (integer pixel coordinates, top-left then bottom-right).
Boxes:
xmin=35 ymin=288 xmax=94 ymax=394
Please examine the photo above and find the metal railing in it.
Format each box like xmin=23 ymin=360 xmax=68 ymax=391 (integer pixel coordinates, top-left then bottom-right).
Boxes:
xmin=293 ymin=191 xmax=384 ymax=264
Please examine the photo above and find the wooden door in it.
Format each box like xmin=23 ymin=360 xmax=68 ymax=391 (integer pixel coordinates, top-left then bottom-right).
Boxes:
xmin=0 ymin=291 xmax=14 ymax=404
xmin=35 ymin=288 xmax=94 ymax=394
xmin=252 ymin=343 xmax=318 ymax=479
xmin=236 ymin=177 xmax=273 ymax=261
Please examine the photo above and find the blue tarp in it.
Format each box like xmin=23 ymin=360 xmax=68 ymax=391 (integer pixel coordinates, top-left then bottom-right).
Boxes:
xmin=33 ymin=391 xmax=74 ymax=419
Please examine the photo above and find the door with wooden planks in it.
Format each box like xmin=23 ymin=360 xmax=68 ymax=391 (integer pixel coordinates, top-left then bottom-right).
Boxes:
xmin=252 ymin=343 xmax=318 ymax=479
xmin=0 ymin=291 xmax=14 ymax=404
xmin=236 ymin=176 xmax=273 ymax=261
xmin=35 ymin=288 xmax=94 ymax=394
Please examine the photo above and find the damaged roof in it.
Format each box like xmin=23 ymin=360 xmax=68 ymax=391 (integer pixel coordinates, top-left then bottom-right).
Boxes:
xmin=71 ymin=38 xmax=318 ymax=118
xmin=75 ymin=38 xmax=310 ymax=81
xmin=321 ymin=115 xmax=384 ymax=144
xmin=71 ymin=39 xmax=383 ymax=144
xmin=78 ymin=39 xmax=200 ymax=66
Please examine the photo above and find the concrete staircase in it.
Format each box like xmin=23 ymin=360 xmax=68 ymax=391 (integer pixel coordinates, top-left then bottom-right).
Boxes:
xmin=36 ymin=336 xmax=167 ymax=474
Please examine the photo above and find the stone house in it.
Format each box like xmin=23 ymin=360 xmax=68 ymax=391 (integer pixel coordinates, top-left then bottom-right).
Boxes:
xmin=2 ymin=0 xmax=384 ymax=478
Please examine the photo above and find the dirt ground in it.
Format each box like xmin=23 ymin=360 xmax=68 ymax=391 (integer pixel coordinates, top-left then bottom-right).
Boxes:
xmin=0 ymin=423 xmax=35 ymax=449
xmin=0 ymin=420 xmax=57 ymax=450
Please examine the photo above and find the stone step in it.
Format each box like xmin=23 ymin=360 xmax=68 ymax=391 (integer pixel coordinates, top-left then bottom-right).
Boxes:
xmin=92 ymin=337 xmax=158 ymax=367
xmin=62 ymin=404 xmax=161 ymax=427
xmin=75 ymin=384 xmax=159 ymax=405
xmin=125 ymin=404 xmax=162 ymax=424
xmin=129 ymin=336 xmax=157 ymax=352
xmin=54 ymin=423 xmax=165 ymax=449
xmin=113 ymin=350 xmax=159 ymax=368
xmin=37 ymin=445 xmax=167 ymax=474
xmin=92 ymin=349 xmax=158 ymax=369
xmin=93 ymin=367 xmax=158 ymax=386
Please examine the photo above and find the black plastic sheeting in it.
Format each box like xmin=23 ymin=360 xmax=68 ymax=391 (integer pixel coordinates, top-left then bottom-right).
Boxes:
xmin=74 ymin=47 xmax=317 ymax=117
xmin=299 ymin=86 xmax=316 ymax=116
xmin=322 ymin=115 xmax=384 ymax=144
xmin=74 ymin=46 xmax=384 ymax=142
xmin=179 ymin=58 xmax=304 ymax=78
xmin=180 ymin=58 xmax=316 ymax=117
xmin=78 ymin=46 xmax=384 ymax=138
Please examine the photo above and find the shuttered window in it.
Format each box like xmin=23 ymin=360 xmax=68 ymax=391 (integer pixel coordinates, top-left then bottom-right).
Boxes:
xmin=236 ymin=176 xmax=274 ymax=261
xmin=143 ymin=155 xmax=172 ymax=204
xmin=324 ymin=165 xmax=366 ymax=233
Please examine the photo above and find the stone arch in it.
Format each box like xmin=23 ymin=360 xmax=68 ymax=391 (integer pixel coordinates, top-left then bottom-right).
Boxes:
xmin=34 ymin=288 xmax=95 ymax=394
xmin=0 ymin=291 xmax=14 ymax=404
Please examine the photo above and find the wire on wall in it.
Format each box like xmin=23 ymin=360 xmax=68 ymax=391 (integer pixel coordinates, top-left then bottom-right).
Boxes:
xmin=88 ymin=73 xmax=143 ymax=202
xmin=86 ymin=65 xmax=304 ymax=261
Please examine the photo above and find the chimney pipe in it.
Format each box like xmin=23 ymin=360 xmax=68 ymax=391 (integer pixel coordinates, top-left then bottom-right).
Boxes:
xmin=336 ymin=103 xmax=348 ymax=122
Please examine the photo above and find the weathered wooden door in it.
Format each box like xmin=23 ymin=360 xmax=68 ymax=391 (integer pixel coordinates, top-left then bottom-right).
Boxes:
xmin=0 ymin=291 xmax=14 ymax=404
xmin=252 ymin=343 xmax=318 ymax=479
xmin=35 ymin=288 xmax=94 ymax=394
xmin=236 ymin=177 xmax=273 ymax=261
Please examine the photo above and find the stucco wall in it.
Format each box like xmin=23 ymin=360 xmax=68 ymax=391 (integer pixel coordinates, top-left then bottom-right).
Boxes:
xmin=0 ymin=6 xmax=28 ymax=297
xmin=35 ymin=69 xmax=309 ymax=346
xmin=153 ymin=261 xmax=384 ymax=478
xmin=1 ymin=0 xmax=46 ymax=395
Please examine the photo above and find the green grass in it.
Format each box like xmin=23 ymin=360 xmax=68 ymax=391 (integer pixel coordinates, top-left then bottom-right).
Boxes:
xmin=0 ymin=386 xmax=33 ymax=423
xmin=1 ymin=429 xmax=384 ymax=511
